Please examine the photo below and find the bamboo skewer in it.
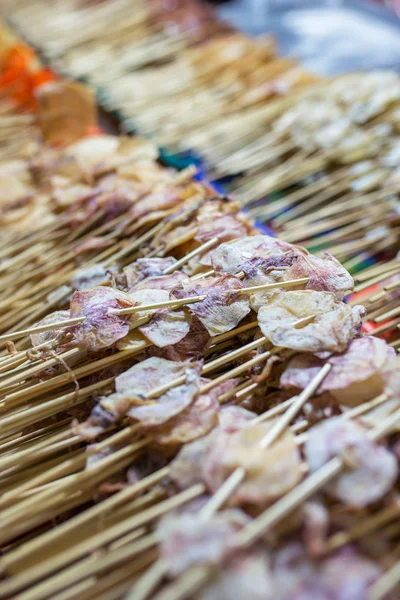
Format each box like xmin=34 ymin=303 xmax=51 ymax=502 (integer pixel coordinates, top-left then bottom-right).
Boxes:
xmin=0 ymin=485 xmax=205 ymax=599
xmin=111 ymin=278 xmax=309 ymax=316
xmin=0 ymin=318 xmax=85 ymax=343
xmin=368 ymin=560 xmax=400 ymax=600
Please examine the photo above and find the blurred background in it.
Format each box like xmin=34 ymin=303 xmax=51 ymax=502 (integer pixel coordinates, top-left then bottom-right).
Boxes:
xmin=214 ymin=0 xmax=400 ymax=74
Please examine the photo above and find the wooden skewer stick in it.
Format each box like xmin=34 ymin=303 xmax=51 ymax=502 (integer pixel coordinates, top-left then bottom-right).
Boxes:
xmin=0 ymin=347 xmax=82 ymax=392
xmin=112 ymin=277 xmax=310 ymax=316
xmin=0 ymin=480 xmax=168 ymax=594
xmin=375 ymin=305 xmax=400 ymax=323
xmin=111 ymin=295 xmax=207 ymax=316
xmin=0 ymin=466 xmax=165 ymax=576
xmin=0 ymin=439 xmax=149 ymax=540
xmin=368 ymin=559 xmax=400 ymax=600
xmin=163 ymin=237 xmax=219 ymax=274
xmin=237 ymin=277 xmax=309 ymax=294
xmin=190 ymin=269 xmax=215 ymax=281
xmin=0 ymin=317 xmax=85 ymax=343
xmin=0 ymin=485 xmax=205 ymax=599
xmin=0 ymin=377 xmax=114 ymax=437
xmin=0 ymin=277 xmax=309 ymax=340
xmin=2 ymin=345 xmax=147 ymax=411
xmin=326 ymin=504 xmax=399 ymax=553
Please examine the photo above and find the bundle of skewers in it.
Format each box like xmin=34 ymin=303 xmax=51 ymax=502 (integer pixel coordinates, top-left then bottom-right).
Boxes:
xmin=2 ymin=0 xmax=233 ymax=86
xmin=1 ymin=0 xmax=317 ymax=147
xmin=0 ymin=121 xmax=400 ymax=599
xmin=3 ymin=1 xmax=399 ymax=281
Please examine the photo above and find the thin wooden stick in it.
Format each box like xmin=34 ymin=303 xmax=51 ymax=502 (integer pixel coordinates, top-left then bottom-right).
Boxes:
xmin=163 ymin=237 xmax=218 ymax=274
xmin=111 ymin=295 xmax=207 ymax=316
xmin=211 ymin=321 xmax=258 ymax=345
xmin=326 ymin=504 xmax=399 ymax=552
xmin=0 ymin=467 xmax=168 ymax=575
xmin=375 ymin=306 xmax=400 ymax=323
xmin=199 ymin=351 xmax=271 ymax=395
xmin=0 ymin=318 xmax=85 ymax=343
xmin=0 ymin=486 xmax=204 ymax=598
xmin=111 ymin=277 xmax=309 ymax=316
xmin=152 ymin=566 xmax=211 ymax=600
xmin=368 ymin=559 xmax=400 ymax=600
xmin=0 ymin=347 xmax=82 ymax=392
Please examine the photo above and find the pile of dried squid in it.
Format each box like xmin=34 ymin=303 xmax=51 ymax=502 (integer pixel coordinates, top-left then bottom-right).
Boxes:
xmin=0 ymin=125 xmax=399 ymax=600
xmin=0 ymin=6 xmax=399 ymax=600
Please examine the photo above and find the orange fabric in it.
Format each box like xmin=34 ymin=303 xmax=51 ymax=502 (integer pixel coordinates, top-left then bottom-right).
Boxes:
xmin=0 ymin=43 xmax=56 ymax=109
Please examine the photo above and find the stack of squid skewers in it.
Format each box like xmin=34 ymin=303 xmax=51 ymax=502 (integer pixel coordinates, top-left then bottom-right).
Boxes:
xmin=0 ymin=131 xmax=399 ymax=599
xmin=0 ymin=9 xmax=399 ymax=600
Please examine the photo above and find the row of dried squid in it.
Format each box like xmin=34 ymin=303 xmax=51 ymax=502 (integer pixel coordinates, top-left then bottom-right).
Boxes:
xmin=0 ymin=175 xmax=399 ymax=599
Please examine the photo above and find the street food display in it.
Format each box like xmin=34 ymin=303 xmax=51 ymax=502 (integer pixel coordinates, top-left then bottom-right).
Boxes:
xmin=0 ymin=6 xmax=399 ymax=600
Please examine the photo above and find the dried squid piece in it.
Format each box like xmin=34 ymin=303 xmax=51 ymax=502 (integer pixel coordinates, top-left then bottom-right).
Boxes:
xmin=285 ymin=250 xmax=354 ymax=301
xmin=70 ymin=263 xmax=108 ymax=291
xmin=139 ymin=309 xmax=192 ymax=348
xmin=70 ymin=286 xmax=133 ymax=351
xmin=30 ymin=310 xmax=71 ymax=347
xmin=305 ymin=418 xmax=397 ymax=507
xmin=128 ymin=288 xmax=192 ymax=348
xmin=273 ymin=543 xmax=381 ymax=600
xmin=171 ymin=274 xmax=250 ymax=336
xmin=52 ymin=181 xmax=96 ymax=209
xmin=243 ymin=250 xmax=354 ymax=309
xmin=128 ymin=188 xmax=181 ymax=222
xmin=219 ymin=405 xmax=256 ymax=430
xmin=130 ymin=271 xmax=189 ymax=292
xmin=170 ymin=405 xmax=256 ymax=489
xmin=76 ymin=358 xmax=198 ymax=440
xmin=382 ymin=356 xmax=400 ymax=400
xmin=115 ymin=357 xmax=191 ymax=399
xmin=147 ymin=391 xmax=219 ymax=446
xmin=211 ymin=235 xmax=291 ymax=275
xmin=127 ymin=368 xmax=200 ymax=427
xmin=197 ymin=549 xmax=273 ymax=600
xmin=158 ymin=508 xmax=249 ymax=576
xmin=359 ymin=358 xmax=400 ymax=429
xmin=242 ymin=253 xmax=297 ymax=285
xmin=258 ymin=290 xmax=364 ymax=356
xmin=165 ymin=316 xmax=211 ymax=361
xmin=123 ymin=257 xmax=177 ymax=288
xmin=64 ymin=135 xmax=157 ymax=178
xmin=116 ymin=330 xmax=148 ymax=352
xmin=194 ymin=210 xmax=250 ymax=245
xmin=204 ymin=421 xmax=302 ymax=507
xmin=72 ymin=402 xmax=118 ymax=441
xmin=169 ymin=432 xmax=215 ymax=489
xmin=281 ymin=337 xmax=395 ymax=406
xmin=303 ymin=501 xmax=329 ymax=557
xmin=129 ymin=288 xmax=170 ymax=311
